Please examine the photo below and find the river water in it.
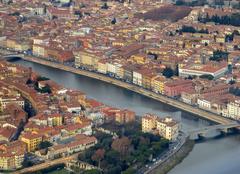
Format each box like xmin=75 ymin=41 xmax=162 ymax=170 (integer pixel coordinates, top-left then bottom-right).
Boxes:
xmin=15 ymin=60 xmax=240 ymax=174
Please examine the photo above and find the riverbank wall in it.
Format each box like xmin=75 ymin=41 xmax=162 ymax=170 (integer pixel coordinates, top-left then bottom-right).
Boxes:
xmin=19 ymin=55 xmax=232 ymax=125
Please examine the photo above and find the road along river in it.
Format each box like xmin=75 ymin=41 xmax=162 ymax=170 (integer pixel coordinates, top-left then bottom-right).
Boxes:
xmin=14 ymin=60 xmax=240 ymax=174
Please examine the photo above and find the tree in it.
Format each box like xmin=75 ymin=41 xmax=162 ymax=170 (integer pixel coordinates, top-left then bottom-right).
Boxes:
xmin=101 ymin=2 xmax=109 ymax=9
xmin=105 ymin=165 xmax=122 ymax=174
xmin=181 ymin=25 xmax=196 ymax=33
xmin=26 ymin=78 xmax=33 ymax=85
xmin=229 ymin=80 xmax=236 ymax=85
xmin=209 ymin=50 xmax=229 ymax=62
xmin=91 ymin=148 xmax=105 ymax=168
xmin=162 ymin=67 xmax=174 ymax=78
xmin=111 ymin=17 xmax=117 ymax=24
xmin=111 ymin=137 xmax=131 ymax=157
xmin=22 ymin=159 xmax=34 ymax=167
xmin=199 ymin=74 xmax=214 ymax=80
xmin=36 ymin=76 xmax=50 ymax=81
xmin=105 ymin=150 xmax=120 ymax=165
xmin=37 ymin=141 xmax=52 ymax=150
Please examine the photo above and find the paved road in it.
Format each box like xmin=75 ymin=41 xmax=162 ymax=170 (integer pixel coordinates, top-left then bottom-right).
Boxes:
xmin=0 ymin=48 xmax=235 ymax=125
xmin=13 ymin=153 xmax=78 ymax=174
xmin=20 ymin=55 xmax=234 ymax=125
xmin=138 ymin=133 xmax=187 ymax=174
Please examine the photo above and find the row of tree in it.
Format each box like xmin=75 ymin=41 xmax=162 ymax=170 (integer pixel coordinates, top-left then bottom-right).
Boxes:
xmin=199 ymin=13 xmax=240 ymax=27
xmin=209 ymin=50 xmax=229 ymax=62
xmin=179 ymin=25 xmax=209 ymax=34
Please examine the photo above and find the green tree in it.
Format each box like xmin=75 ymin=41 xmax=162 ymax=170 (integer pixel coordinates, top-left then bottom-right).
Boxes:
xmin=37 ymin=141 xmax=52 ymax=150
xmin=36 ymin=76 xmax=49 ymax=81
xmin=199 ymin=74 xmax=214 ymax=80
xmin=105 ymin=150 xmax=120 ymax=165
xmin=162 ymin=67 xmax=174 ymax=78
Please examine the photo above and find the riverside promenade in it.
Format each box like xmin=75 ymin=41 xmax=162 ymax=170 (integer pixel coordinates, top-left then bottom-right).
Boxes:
xmin=16 ymin=55 xmax=234 ymax=125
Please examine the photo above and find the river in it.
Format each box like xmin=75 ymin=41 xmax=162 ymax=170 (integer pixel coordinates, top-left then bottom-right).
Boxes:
xmin=14 ymin=60 xmax=240 ymax=174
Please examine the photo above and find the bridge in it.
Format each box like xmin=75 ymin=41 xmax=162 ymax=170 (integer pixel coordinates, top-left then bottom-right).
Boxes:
xmin=0 ymin=53 xmax=24 ymax=60
xmin=188 ymin=122 xmax=240 ymax=140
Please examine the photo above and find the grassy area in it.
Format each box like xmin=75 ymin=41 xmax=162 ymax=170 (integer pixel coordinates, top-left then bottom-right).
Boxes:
xmin=47 ymin=168 xmax=70 ymax=174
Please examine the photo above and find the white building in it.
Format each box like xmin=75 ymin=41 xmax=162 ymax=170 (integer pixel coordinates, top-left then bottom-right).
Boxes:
xmin=179 ymin=62 xmax=228 ymax=79
xmin=223 ymin=100 xmax=240 ymax=120
xmin=156 ymin=117 xmax=180 ymax=141
xmin=133 ymin=71 xmax=142 ymax=86
xmin=0 ymin=97 xmax=25 ymax=111
xmin=107 ymin=62 xmax=117 ymax=75
xmin=197 ymin=98 xmax=211 ymax=111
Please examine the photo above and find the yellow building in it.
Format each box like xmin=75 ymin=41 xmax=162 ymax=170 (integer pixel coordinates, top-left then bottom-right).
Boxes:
xmin=0 ymin=152 xmax=25 ymax=170
xmin=6 ymin=39 xmax=16 ymax=49
xmin=216 ymin=36 xmax=225 ymax=43
xmin=142 ymin=114 xmax=179 ymax=141
xmin=5 ymin=38 xmax=31 ymax=51
xmin=48 ymin=114 xmax=63 ymax=126
xmin=97 ymin=59 xmax=107 ymax=74
xmin=0 ymin=141 xmax=26 ymax=170
xmin=21 ymin=133 xmax=42 ymax=152
xmin=142 ymin=114 xmax=157 ymax=133
xmin=116 ymin=66 xmax=124 ymax=79
xmin=0 ymin=155 xmax=14 ymax=170
xmin=75 ymin=50 xmax=101 ymax=70
xmin=112 ymin=40 xmax=125 ymax=47
xmin=130 ymin=54 xmax=148 ymax=64
xmin=152 ymin=76 xmax=166 ymax=94
xmin=142 ymin=72 xmax=154 ymax=90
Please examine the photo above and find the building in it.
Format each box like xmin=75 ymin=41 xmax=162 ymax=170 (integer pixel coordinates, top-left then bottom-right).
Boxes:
xmin=179 ymin=61 xmax=228 ymax=79
xmin=97 ymin=59 xmax=107 ymax=74
xmin=30 ymin=113 xmax=63 ymax=127
xmin=0 ymin=141 xmax=26 ymax=170
xmin=152 ymin=75 xmax=167 ymax=94
xmin=48 ymin=114 xmax=63 ymax=126
xmin=115 ymin=109 xmax=135 ymax=123
xmin=142 ymin=114 xmax=180 ymax=141
xmin=142 ymin=114 xmax=157 ymax=133
xmin=181 ymin=90 xmax=198 ymax=105
xmin=0 ymin=97 xmax=25 ymax=111
xmin=133 ymin=70 xmax=142 ymax=86
xmin=223 ymin=100 xmax=240 ymax=120
xmin=75 ymin=50 xmax=102 ymax=70
xmin=164 ymin=79 xmax=194 ymax=97
xmin=47 ymin=135 xmax=97 ymax=159
xmin=197 ymin=97 xmax=212 ymax=111
xmin=156 ymin=117 xmax=179 ymax=141
xmin=0 ymin=151 xmax=25 ymax=170
xmin=20 ymin=132 xmax=42 ymax=152
xmin=32 ymin=44 xmax=46 ymax=57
